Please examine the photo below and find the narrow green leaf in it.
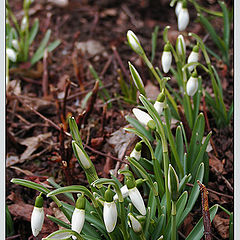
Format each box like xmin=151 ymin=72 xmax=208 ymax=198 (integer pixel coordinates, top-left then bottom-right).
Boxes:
xmin=229 ymin=212 xmax=233 ymax=240
xmin=192 ymin=77 xmax=202 ymax=125
xmin=186 ymin=204 xmax=218 ymax=240
xmin=190 ymin=131 xmax=212 ymax=178
xmin=175 ymin=126 xmax=184 ymax=167
xmin=28 ymin=18 xmax=39 ymax=45
xmin=176 ymin=191 xmax=188 ymax=226
xmin=47 ymin=39 xmax=61 ymax=52
xmin=46 ymin=215 xmax=71 ymax=229
xmin=151 ymin=26 xmax=159 ymax=63
xmin=187 ymin=113 xmax=205 ymax=172
xmin=219 ymin=1 xmax=230 ymax=50
xmin=178 ymin=163 xmax=204 ymax=226
xmin=31 ymin=29 xmax=51 ymax=65
xmin=152 ymin=214 xmax=165 ymax=240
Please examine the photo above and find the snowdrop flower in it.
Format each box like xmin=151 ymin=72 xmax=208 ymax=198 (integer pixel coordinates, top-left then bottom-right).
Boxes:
xmin=127 ymin=30 xmax=144 ymax=56
xmin=127 ymin=179 xmax=146 ymax=215
xmin=132 ymin=108 xmax=155 ymax=129
xmin=21 ymin=16 xmax=28 ymax=31
xmin=178 ymin=0 xmax=189 ymax=31
xmin=12 ymin=39 xmax=20 ymax=51
xmin=71 ymin=195 xmax=85 ymax=239
xmin=128 ymin=62 xmax=146 ymax=95
xmin=6 ymin=48 xmax=17 ymax=62
xmin=130 ymin=142 xmax=142 ymax=161
xmin=168 ymin=164 xmax=179 ymax=201
xmin=31 ymin=194 xmax=44 ymax=237
xmin=72 ymin=141 xmax=91 ymax=169
xmin=161 ymin=42 xmax=172 ymax=73
xmin=187 ymin=45 xmax=199 ymax=72
xmin=175 ymin=1 xmax=183 ymax=17
xmin=186 ymin=70 xmax=198 ymax=96
xmin=176 ymin=34 xmax=186 ymax=55
xmin=128 ymin=213 xmax=142 ymax=233
xmin=113 ymin=185 xmax=129 ymax=201
xmin=154 ymin=92 xmax=165 ymax=115
xmin=103 ymin=187 xmax=118 ymax=232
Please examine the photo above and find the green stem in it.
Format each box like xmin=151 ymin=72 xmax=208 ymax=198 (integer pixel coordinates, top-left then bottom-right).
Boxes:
xmin=171 ymin=201 xmax=177 ymax=240
xmin=119 ymin=201 xmax=129 ymax=240
xmin=140 ymin=232 xmax=146 ymax=240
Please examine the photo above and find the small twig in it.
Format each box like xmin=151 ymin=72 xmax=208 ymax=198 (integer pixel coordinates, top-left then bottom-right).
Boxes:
xmin=186 ymin=183 xmax=233 ymax=199
xmin=197 ymin=180 xmax=211 ymax=240
xmin=62 ymin=78 xmax=71 ymax=121
xmin=111 ymin=45 xmax=131 ymax=82
xmin=72 ymin=50 xmax=85 ymax=91
xmin=6 ymin=234 xmax=21 ymax=240
xmin=50 ymin=84 xmax=62 ymax=123
xmin=42 ymin=49 xmax=49 ymax=97
xmin=20 ymin=76 xmax=42 ymax=85
xmin=90 ymin=10 xmax=99 ymax=36
xmin=202 ymin=91 xmax=218 ymax=157
xmin=83 ymin=143 xmax=128 ymax=164
xmin=100 ymin=103 xmax=107 ymax=135
xmin=100 ymin=55 xmax=113 ymax=77
xmin=12 ymin=93 xmax=71 ymax=138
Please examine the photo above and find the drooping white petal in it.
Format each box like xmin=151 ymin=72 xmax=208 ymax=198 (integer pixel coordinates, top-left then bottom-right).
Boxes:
xmin=178 ymin=8 xmax=189 ymax=31
xmin=12 ymin=40 xmax=20 ymax=51
xmin=154 ymin=101 xmax=164 ymax=115
xmin=132 ymin=108 xmax=152 ymax=127
xmin=186 ymin=77 xmax=198 ymax=96
xmin=161 ymin=51 xmax=172 ymax=73
xmin=21 ymin=16 xmax=27 ymax=31
xmin=31 ymin=207 xmax=44 ymax=237
xmin=6 ymin=48 xmax=17 ymax=62
xmin=129 ymin=187 xmax=146 ymax=215
xmin=73 ymin=142 xmax=91 ymax=169
xmin=187 ymin=51 xmax=199 ymax=72
xmin=177 ymin=35 xmax=186 ymax=55
xmin=113 ymin=185 xmax=129 ymax=201
xmin=128 ymin=213 xmax=142 ymax=233
xmin=175 ymin=1 xmax=183 ymax=17
xmin=130 ymin=148 xmax=141 ymax=161
xmin=71 ymin=209 xmax=85 ymax=237
xmin=103 ymin=201 xmax=117 ymax=232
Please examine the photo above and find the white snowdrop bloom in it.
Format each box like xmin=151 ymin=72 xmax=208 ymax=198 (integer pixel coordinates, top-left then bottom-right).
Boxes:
xmin=12 ymin=40 xmax=20 ymax=51
xmin=71 ymin=209 xmax=85 ymax=239
xmin=132 ymin=108 xmax=152 ymax=127
xmin=71 ymin=195 xmax=85 ymax=240
xmin=128 ymin=213 xmax=142 ymax=233
xmin=186 ymin=71 xmax=198 ymax=96
xmin=31 ymin=195 xmax=44 ymax=237
xmin=175 ymin=1 xmax=183 ymax=17
xmin=130 ymin=148 xmax=141 ymax=161
xmin=113 ymin=185 xmax=129 ymax=201
xmin=72 ymin=141 xmax=91 ymax=169
xmin=154 ymin=101 xmax=164 ymax=115
xmin=187 ymin=45 xmax=199 ymax=72
xmin=21 ymin=16 xmax=27 ymax=31
xmin=176 ymin=35 xmax=186 ymax=55
xmin=103 ymin=201 xmax=118 ymax=232
xmin=6 ymin=48 xmax=17 ymax=62
xmin=178 ymin=7 xmax=189 ymax=31
xmin=128 ymin=187 xmax=146 ymax=215
xmin=127 ymin=30 xmax=144 ymax=55
xmin=161 ymin=43 xmax=172 ymax=73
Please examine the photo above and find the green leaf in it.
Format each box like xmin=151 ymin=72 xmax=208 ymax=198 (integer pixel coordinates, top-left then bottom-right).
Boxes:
xmin=46 ymin=215 xmax=71 ymax=229
xmin=42 ymin=229 xmax=83 ymax=240
xmin=229 ymin=212 xmax=233 ymax=240
xmin=179 ymin=174 xmax=191 ymax=193
xmin=152 ymin=214 xmax=165 ymax=240
xmin=47 ymin=178 xmax=75 ymax=202
xmin=190 ymin=131 xmax=212 ymax=178
xmin=186 ymin=204 xmax=218 ymax=240
xmin=28 ymin=18 xmax=39 ymax=45
xmin=175 ymin=126 xmax=184 ymax=167
xmin=68 ymin=116 xmax=82 ymax=146
xmin=31 ymin=29 xmax=51 ymax=65
xmin=187 ymin=113 xmax=205 ymax=173
xmin=198 ymin=13 xmax=226 ymax=55
xmin=176 ymin=191 xmax=188 ymax=226
xmin=6 ymin=205 xmax=14 ymax=237
xmin=192 ymin=77 xmax=202 ymax=125
xmin=178 ymin=163 xmax=204 ymax=226
xmin=219 ymin=1 xmax=230 ymax=51
xmin=151 ymin=26 xmax=159 ymax=63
